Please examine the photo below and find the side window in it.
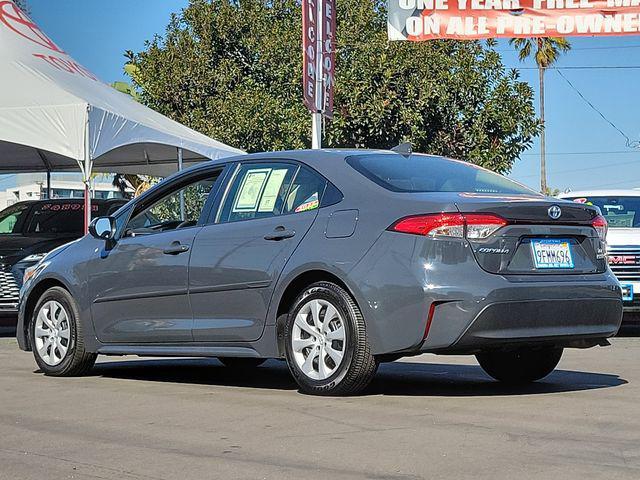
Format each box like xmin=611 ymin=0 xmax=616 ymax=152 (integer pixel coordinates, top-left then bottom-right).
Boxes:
xmin=218 ymin=163 xmax=297 ymax=223
xmin=283 ymin=167 xmax=327 ymax=214
xmin=0 ymin=204 xmax=29 ymax=234
xmin=125 ymin=173 xmax=220 ymax=235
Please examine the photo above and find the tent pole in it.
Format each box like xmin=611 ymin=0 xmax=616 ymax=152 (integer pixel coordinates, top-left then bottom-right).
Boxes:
xmin=178 ymin=147 xmax=185 ymax=221
xmin=46 ymin=170 xmax=51 ymax=199
xmin=83 ymin=108 xmax=92 ymax=234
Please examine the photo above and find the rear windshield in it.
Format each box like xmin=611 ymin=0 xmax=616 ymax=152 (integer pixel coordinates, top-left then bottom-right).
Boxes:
xmin=347 ymin=154 xmax=535 ymax=195
xmin=564 ymin=196 xmax=640 ymax=228
xmin=25 ymin=202 xmax=108 ymax=235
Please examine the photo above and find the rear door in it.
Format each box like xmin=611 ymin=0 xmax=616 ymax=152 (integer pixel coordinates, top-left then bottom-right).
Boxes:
xmin=189 ymin=161 xmax=328 ymax=342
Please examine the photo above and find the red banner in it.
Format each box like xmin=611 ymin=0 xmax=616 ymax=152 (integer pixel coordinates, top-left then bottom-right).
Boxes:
xmin=388 ymin=0 xmax=640 ymax=40
xmin=321 ymin=0 xmax=336 ymax=118
xmin=302 ymin=0 xmax=318 ymax=112
xmin=302 ymin=0 xmax=336 ymax=117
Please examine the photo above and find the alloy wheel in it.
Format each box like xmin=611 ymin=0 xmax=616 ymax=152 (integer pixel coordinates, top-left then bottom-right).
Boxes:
xmin=34 ymin=300 xmax=71 ymax=367
xmin=291 ymin=298 xmax=346 ymax=380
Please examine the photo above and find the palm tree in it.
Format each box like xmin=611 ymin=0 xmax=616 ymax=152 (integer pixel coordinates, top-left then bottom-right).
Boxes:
xmin=510 ymin=38 xmax=571 ymax=193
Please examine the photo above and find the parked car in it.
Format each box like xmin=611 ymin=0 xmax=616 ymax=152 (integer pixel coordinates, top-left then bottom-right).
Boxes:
xmin=559 ymin=190 xmax=640 ymax=325
xmin=16 ymin=151 xmax=622 ymax=395
xmin=0 ymin=198 xmax=126 ymax=328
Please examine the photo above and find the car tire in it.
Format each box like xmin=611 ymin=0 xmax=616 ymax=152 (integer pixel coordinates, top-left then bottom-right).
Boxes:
xmin=284 ymin=281 xmax=378 ymax=396
xmin=476 ymin=347 xmax=563 ymax=384
xmin=30 ymin=287 xmax=97 ymax=377
xmin=218 ymin=358 xmax=266 ymax=368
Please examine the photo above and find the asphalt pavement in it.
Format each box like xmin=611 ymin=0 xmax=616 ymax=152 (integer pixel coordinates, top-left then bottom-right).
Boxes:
xmin=0 ymin=334 xmax=638 ymax=480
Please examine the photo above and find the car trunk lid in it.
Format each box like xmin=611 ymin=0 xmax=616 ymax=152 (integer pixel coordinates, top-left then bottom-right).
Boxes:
xmin=451 ymin=194 xmax=605 ymax=275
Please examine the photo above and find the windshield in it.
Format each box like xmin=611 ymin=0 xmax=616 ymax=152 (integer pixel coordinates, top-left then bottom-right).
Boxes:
xmin=564 ymin=196 xmax=640 ymax=228
xmin=25 ymin=202 xmax=115 ymax=235
xmin=0 ymin=203 xmax=31 ymax=234
xmin=347 ymin=154 xmax=535 ymax=195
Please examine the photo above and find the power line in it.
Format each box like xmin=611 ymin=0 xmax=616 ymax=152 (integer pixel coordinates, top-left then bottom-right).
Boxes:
xmin=507 ymin=65 xmax=640 ymax=70
xmin=516 ymin=158 xmax=640 ymax=179
xmin=520 ymin=150 xmax=640 ymax=156
xmin=496 ymin=44 xmax=640 ymax=52
xmin=580 ymin=177 xmax=640 ymax=189
xmin=556 ymin=69 xmax=640 ymax=149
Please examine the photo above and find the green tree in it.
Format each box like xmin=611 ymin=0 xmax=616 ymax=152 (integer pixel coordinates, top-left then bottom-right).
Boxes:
xmin=14 ymin=0 xmax=29 ymax=13
xmin=510 ymin=37 xmax=570 ymax=191
xmin=111 ymin=81 xmax=141 ymax=101
xmin=126 ymin=0 xmax=540 ymax=174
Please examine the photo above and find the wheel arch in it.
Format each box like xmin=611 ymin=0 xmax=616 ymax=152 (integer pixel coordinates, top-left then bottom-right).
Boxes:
xmin=274 ymin=268 xmax=358 ymax=356
xmin=21 ymin=277 xmax=71 ymax=351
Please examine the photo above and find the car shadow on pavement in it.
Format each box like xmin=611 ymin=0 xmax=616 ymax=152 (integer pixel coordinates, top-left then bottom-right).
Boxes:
xmin=368 ymin=361 xmax=627 ymax=397
xmin=90 ymin=357 xmax=627 ymax=396
xmin=92 ymin=358 xmax=299 ymax=391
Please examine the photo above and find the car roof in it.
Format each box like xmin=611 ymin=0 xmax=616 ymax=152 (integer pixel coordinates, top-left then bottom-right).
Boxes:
xmin=203 ymin=148 xmax=408 ymax=167
xmin=4 ymin=198 xmax=126 ymax=209
xmin=559 ymin=189 xmax=640 ymax=198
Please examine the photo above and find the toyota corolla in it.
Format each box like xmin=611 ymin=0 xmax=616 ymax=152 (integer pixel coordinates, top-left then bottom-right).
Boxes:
xmin=16 ymin=150 xmax=623 ymax=395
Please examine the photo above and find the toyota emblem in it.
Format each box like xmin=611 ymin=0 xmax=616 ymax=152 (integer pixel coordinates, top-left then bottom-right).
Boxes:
xmin=0 ymin=1 xmax=65 ymax=53
xmin=548 ymin=205 xmax=562 ymax=220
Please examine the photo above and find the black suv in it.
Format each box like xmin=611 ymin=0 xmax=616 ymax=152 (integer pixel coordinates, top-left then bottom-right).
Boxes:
xmin=0 ymin=198 xmax=126 ymax=327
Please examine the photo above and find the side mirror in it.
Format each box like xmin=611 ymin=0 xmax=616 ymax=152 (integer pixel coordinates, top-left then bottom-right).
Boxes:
xmin=89 ymin=216 xmax=116 ymax=244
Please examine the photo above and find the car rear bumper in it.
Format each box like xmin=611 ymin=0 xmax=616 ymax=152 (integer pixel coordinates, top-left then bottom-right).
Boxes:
xmin=429 ymin=297 xmax=621 ymax=354
xmin=0 ymin=300 xmax=18 ymax=327
xmin=350 ymin=232 xmax=623 ymax=355
xmin=0 ymin=310 xmax=18 ymax=329
xmin=616 ymin=281 xmax=640 ymax=311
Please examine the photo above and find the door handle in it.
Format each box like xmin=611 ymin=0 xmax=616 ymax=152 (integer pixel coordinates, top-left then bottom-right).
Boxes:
xmin=163 ymin=242 xmax=190 ymax=255
xmin=264 ymin=227 xmax=296 ymax=241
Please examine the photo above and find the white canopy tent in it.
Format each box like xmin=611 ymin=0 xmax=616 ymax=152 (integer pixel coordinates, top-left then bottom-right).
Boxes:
xmin=0 ymin=1 xmax=243 ymax=227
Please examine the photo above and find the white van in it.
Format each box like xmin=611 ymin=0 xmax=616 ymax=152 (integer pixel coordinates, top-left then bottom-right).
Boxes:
xmin=559 ymin=189 xmax=640 ymax=313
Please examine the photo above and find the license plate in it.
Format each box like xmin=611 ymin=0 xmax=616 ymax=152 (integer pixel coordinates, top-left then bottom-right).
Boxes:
xmin=621 ymin=284 xmax=634 ymax=301
xmin=531 ymin=239 xmax=574 ymax=269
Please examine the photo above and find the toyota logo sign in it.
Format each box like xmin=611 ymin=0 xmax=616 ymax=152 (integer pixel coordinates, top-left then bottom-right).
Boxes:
xmin=548 ymin=205 xmax=562 ymax=220
xmin=0 ymin=1 xmax=64 ymax=53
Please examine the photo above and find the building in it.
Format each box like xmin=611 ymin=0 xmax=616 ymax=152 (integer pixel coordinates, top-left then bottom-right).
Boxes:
xmin=0 ymin=173 xmax=127 ymax=210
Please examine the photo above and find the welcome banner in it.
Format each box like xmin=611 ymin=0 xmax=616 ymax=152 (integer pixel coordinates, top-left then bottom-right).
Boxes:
xmin=388 ymin=0 xmax=640 ymax=40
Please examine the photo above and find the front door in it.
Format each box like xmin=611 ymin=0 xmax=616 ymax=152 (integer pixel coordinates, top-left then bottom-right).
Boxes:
xmin=88 ymin=170 xmax=222 ymax=343
xmin=190 ymin=161 xmax=328 ymax=342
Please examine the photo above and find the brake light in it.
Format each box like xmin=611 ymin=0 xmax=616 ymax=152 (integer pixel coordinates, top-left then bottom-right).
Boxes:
xmin=390 ymin=213 xmax=508 ymax=239
xmin=592 ymin=214 xmax=608 ymax=241
xmin=465 ymin=214 xmax=509 ymax=240
xmin=392 ymin=213 xmax=465 ymax=237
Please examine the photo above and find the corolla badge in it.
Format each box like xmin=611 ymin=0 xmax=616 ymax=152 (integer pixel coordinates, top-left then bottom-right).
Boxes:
xmin=548 ymin=205 xmax=562 ymax=220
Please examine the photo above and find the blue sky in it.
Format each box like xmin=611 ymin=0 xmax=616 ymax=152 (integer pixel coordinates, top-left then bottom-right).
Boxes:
xmin=26 ymin=0 xmax=640 ymax=192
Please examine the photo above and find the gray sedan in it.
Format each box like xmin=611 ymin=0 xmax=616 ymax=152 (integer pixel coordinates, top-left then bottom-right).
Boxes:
xmin=16 ymin=150 xmax=623 ymax=395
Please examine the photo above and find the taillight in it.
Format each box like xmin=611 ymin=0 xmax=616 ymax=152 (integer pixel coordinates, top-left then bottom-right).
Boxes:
xmin=390 ymin=213 xmax=508 ymax=240
xmin=592 ymin=214 xmax=608 ymax=241
xmin=465 ymin=214 xmax=509 ymax=239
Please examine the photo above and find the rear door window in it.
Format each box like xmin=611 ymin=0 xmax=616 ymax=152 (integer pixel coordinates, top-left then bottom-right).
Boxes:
xmin=347 ymin=153 xmax=535 ymax=195
xmin=218 ymin=163 xmax=297 ymax=223
xmin=283 ymin=167 xmax=327 ymax=214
